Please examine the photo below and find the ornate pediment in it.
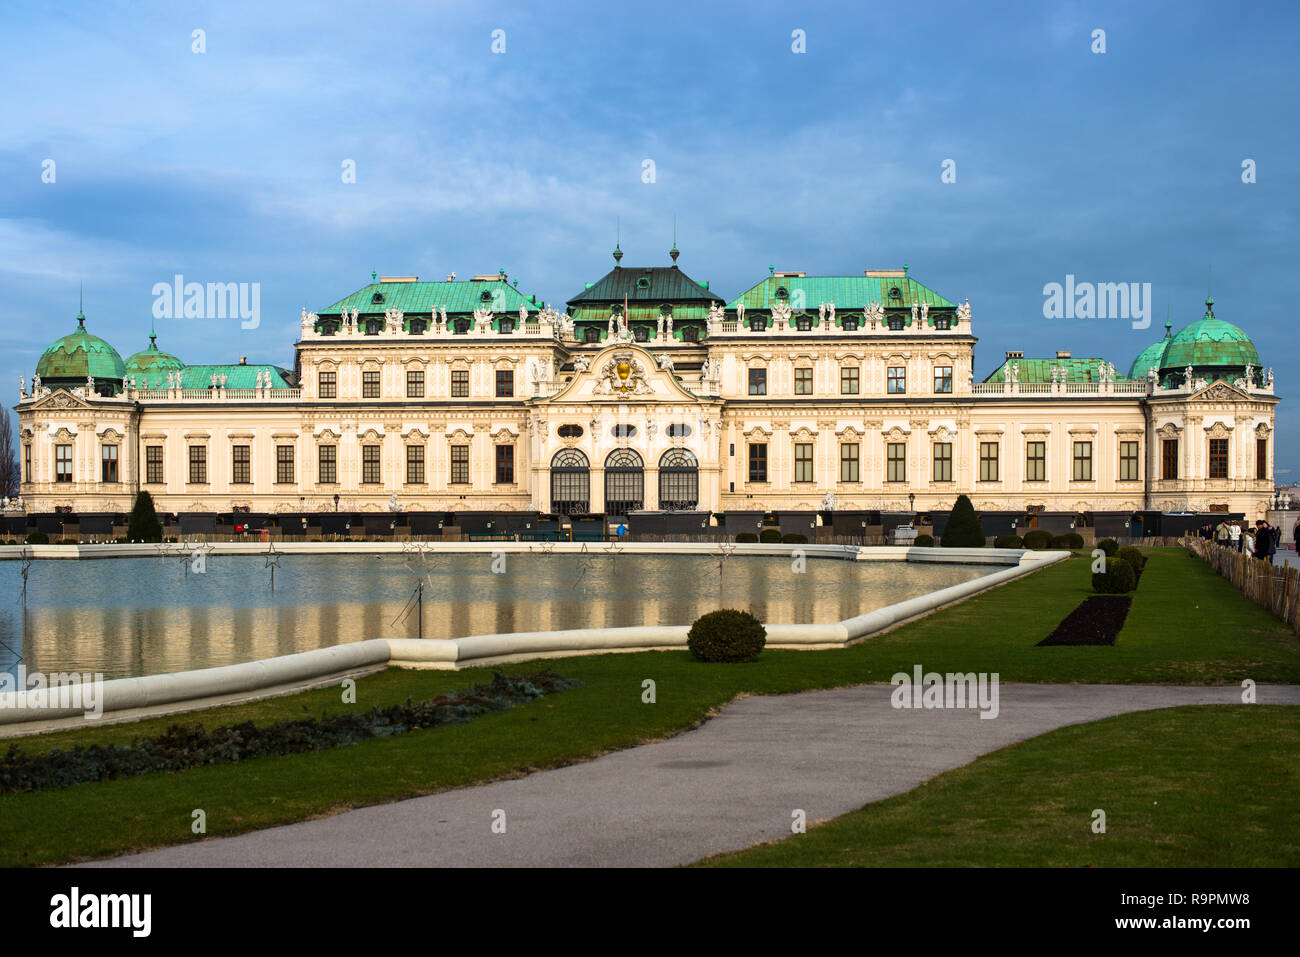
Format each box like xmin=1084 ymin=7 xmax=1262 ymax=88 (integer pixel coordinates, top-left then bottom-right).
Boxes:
xmin=542 ymin=344 xmax=701 ymax=405
xmin=1194 ymin=381 xmax=1248 ymax=402
xmin=30 ymin=389 xmax=92 ymax=412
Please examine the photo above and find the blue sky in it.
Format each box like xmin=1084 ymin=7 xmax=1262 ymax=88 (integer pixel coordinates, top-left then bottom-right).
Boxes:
xmin=2 ymin=0 xmax=1297 ymax=475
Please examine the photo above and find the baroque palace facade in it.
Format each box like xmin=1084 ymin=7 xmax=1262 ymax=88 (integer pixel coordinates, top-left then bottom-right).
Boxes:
xmin=15 ymin=251 xmax=1280 ymax=525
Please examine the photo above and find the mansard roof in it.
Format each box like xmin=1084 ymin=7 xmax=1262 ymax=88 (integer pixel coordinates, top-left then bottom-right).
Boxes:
xmin=729 ymin=273 xmax=956 ymax=312
xmin=566 ymin=265 xmax=725 ymax=306
xmin=319 ymin=277 xmax=543 ymax=316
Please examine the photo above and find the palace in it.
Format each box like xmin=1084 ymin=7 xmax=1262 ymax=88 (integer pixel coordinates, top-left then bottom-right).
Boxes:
xmin=13 ymin=248 xmax=1279 ymax=537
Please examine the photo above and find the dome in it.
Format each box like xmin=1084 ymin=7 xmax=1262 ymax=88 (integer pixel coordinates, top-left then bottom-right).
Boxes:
xmin=1127 ymin=323 xmax=1172 ymax=380
xmin=1159 ymin=299 xmax=1260 ymax=374
xmin=34 ymin=313 xmax=125 ymax=383
xmin=123 ymin=332 xmax=185 ymax=386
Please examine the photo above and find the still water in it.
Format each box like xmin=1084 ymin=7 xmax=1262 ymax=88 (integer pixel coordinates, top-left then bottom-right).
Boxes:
xmin=0 ymin=553 xmax=991 ymax=680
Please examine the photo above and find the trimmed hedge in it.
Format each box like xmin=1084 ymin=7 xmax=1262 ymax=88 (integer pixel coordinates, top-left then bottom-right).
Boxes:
xmin=1097 ymin=538 xmax=1120 ymax=556
xmin=24 ymin=531 xmax=49 ymax=545
xmin=993 ymin=534 xmax=1024 ymax=549
xmin=781 ymin=533 xmax=808 ymax=544
xmin=686 ymin=609 xmax=767 ymax=663
xmin=1052 ymin=532 xmax=1085 ymax=549
xmin=1021 ymin=529 xmax=1054 ymax=550
xmin=913 ymin=534 xmax=935 ymax=547
xmin=1092 ymin=557 xmax=1136 ymax=593
xmin=940 ymin=495 xmax=984 ymax=548
xmin=127 ymin=490 xmax=163 ymax=543
xmin=1117 ymin=546 xmax=1147 ymax=583
xmin=758 ymin=528 xmax=783 ymax=543
xmin=734 ymin=532 xmax=758 ymax=543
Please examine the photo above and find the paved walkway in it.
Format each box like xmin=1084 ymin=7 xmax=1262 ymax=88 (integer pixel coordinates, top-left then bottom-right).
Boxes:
xmin=81 ymin=683 xmax=1300 ymax=868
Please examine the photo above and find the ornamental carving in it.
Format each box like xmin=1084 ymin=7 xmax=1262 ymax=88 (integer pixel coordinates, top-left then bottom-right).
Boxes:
xmin=593 ymin=352 xmax=652 ymax=396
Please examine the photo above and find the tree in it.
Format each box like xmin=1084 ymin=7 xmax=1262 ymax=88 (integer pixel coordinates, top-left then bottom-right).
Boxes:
xmin=940 ymin=494 xmax=985 ymax=547
xmin=127 ymin=490 xmax=163 ymax=542
xmin=0 ymin=409 xmax=17 ymax=500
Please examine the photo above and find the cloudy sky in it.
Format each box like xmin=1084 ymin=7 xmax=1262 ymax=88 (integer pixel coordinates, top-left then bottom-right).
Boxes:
xmin=3 ymin=0 xmax=1297 ymax=475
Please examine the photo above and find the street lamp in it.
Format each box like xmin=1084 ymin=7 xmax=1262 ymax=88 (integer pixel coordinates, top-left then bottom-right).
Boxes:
xmin=333 ymin=493 xmax=340 ymax=511
xmin=908 ymin=492 xmax=915 ymax=512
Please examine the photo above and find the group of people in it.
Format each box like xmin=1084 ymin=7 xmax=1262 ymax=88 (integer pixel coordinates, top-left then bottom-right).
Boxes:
xmin=1209 ymin=517 xmax=1297 ymax=561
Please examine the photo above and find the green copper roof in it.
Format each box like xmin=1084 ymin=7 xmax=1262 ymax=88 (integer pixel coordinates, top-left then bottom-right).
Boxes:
xmin=1127 ymin=326 xmax=1172 ymax=379
xmin=984 ymin=356 xmax=1124 ymax=384
xmin=178 ymin=364 xmax=293 ymax=390
xmin=319 ymin=278 xmax=542 ymax=316
xmin=1160 ymin=301 xmax=1260 ymax=372
xmin=35 ymin=314 xmax=125 ymax=381
xmin=124 ymin=333 xmax=185 ymax=379
xmin=728 ymin=274 xmax=955 ymax=312
xmin=566 ymin=265 xmax=725 ymax=306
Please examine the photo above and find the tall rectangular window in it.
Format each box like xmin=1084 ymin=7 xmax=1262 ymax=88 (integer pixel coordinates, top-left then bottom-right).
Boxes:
xmin=748 ymin=368 xmax=767 ymax=395
xmin=495 ymin=444 xmax=514 ymax=484
xmin=794 ymin=442 xmax=814 ymax=482
xmin=146 ymin=446 xmax=164 ymax=484
xmin=748 ymin=443 xmax=768 ymax=482
xmin=840 ymin=443 xmax=860 ymax=482
xmin=362 ymin=446 xmax=381 ymax=484
xmin=24 ymin=444 xmax=31 ymax=483
xmin=318 ymin=371 xmax=336 ymax=398
xmin=887 ymin=366 xmax=906 ymax=394
xmin=933 ymin=442 xmax=952 ymax=482
xmin=188 ymin=445 xmax=207 ymax=484
xmin=1026 ymin=441 xmax=1046 ymax=482
xmin=933 ymin=365 xmax=953 ymax=393
xmin=1257 ymin=438 xmax=1268 ymax=480
xmin=406 ymin=445 xmax=425 ymax=484
xmin=1072 ymin=441 xmax=1093 ymax=481
xmin=887 ymin=443 xmax=906 ymax=482
xmin=362 ymin=370 xmax=381 ymax=398
xmin=101 ymin=445 xmax=118 ymax=483
xmin=840 ymin=366 xmax=859 ymax=395
xmin=1209 ymin=438 xmax=1229 ymax=479
xmin=406 ymin=369 xmax=424 ymax=398
xmin=495 ymin=369 xmax=514 ymax=397
xmin=55 ymin=444 xmax=73 ymax=483
xmin=979 ymin=442 xmax=999 ymax=482
xmin=450 ymin=445 xmax=470 ymax=484
xmin=451 ymin=369 xmax=469 ymax=398
xmin=231 ymin=445 xmax=251 ymax=484
xmin=1162 ymin=439 xmax=1178 ymax=480
xmin=319 ymin=446 xmax=337 ymax=484
xmin=794 ymin=367 xmax=813 ymax=395
xmin=1119 ymin=441 xmax=1139 ymax=481
xmin=276 ymin=445 xmax=295 ymax=484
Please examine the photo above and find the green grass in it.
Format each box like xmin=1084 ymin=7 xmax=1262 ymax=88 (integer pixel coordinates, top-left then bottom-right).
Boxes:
xmin=2 ymin=548 xmax=1297 ymax=866
xmin=696 ymin=705 xmax=1300 ymax=867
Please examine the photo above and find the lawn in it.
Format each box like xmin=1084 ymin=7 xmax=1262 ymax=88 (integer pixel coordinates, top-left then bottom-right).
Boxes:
xmin=1 ymin=548 xmax=1296 ymax=866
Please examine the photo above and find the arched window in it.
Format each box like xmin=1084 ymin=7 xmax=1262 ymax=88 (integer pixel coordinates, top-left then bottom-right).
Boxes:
xmin=658 ymin=448 xmax=698 ymax=510
xmin=604 ymin=448 xmax=644 ymax=516
xmin=550 ymin=449 xmax=590 ymax=516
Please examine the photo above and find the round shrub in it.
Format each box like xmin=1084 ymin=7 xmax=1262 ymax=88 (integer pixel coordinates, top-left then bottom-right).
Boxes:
xmin=1052 ymin=532 xmax=1085 ymax=549
xmin=940 ymin=494 xmax=984 ymax=548
xmin=24 ymin=530 xmax=49 ymax=545
xmin=993 ymin=534 xmax=1024 ymax=549
xmin=913 ymin=534 xmax=935 ymax=547
xmin=734 ymin=532 xmax=758 ymax=543
xmin=1021 ymin=529 xmax=1054 ymax=550
xmin=758 ymin=528 xmax=783 ymax=543
xmin=781 ymin=533 xmax=808 ymax=544
xmin=1097 ymin=538 xmax=1119 ymax=556
xmin=1117 ymin=546 xmax=1146 ymax=582
xmin=687 ymin=609 xmax=767 ymax=663
xmin=1092 ymin=557 xmax=1136 ymax=593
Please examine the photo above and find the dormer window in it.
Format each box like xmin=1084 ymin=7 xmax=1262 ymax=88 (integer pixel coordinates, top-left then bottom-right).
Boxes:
xmin=371 ymin=292 xmax=385 ymax=304
xmin=888 ymin=317 xmax=905 ymax=331
xmin=888 ymin=286 xmax=902 ymax=299
xmin=583 ymin=326 xmax=601 ymax=343
xmin=841 ymin=317 xmax=858 ymax=331
xmin=934 ymin=317 xmax=951 ymax=331
xmin=499 ymin=318 xmax=515 ymax=334
xmin=454 ymin=318 xmax=471 ymax=334
xmin=479 ymin=290 xmax=493 ymax=303
xmin=365 ymin=318 xmax=382 ymax=335
xmin=659 ymin=303 xmax=672 ymax=316
xmin=775 ymin=286 xmax=789 ymax=299
xmin=749 ymin=317 xmax=766 ymax=332
xmin=796 ymin=316 xmax=813 ymax=331
xmin=634 ymin=326 xmax=649 ymax=342
xmin=409 ymin=318 xmax=426 ymax=335
xmin=682 ymin=326 xmax=699 ymax=343
xmin=637 ymin=277 xmax=651 ymax=290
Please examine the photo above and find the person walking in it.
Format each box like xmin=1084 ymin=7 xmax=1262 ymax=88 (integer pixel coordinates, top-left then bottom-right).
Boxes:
xmin=1229 ymin=520 xmax=1242 ymax=552
xmin=1255 ymin=521 xmax=1272 ymax=563
xmin=1244 ymin=526 xmax=1256 ymax=559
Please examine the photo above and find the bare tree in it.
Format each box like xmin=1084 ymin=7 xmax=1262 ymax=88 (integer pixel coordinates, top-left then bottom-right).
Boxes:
xmin=0 ymin=409 xmax=17 ymax=499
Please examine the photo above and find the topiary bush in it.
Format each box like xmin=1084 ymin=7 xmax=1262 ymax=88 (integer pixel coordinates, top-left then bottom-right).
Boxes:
xmin=687 ymin=609 xmax=767 ymax=663
xmin=758 ymin=528 xmax=783 ymax=543
xmin=913 ymin=534 xmax=935 ymax=547
xmin=1021 ymin=529 xmax=1054 ymax=550
xmin=734 ymin=532 xmax=758 ymax=543
xmin=940 ymin=494 xmax=984 ymax=548
xmin=994 ymin=534 xmax=1024 ymax=549
xmin=24 ymin=530 xmax=49 ymax=545
xmin=127 ymin=490 xmax=163 ymax=543
xmin=1097 ymin=538 xmax=1119 ymax=556
xmin=1092 ymin=557 xmax=1136 ymax=593
xmin=1052 ymin=532 xmax=1085 ymax=549
xmin=781 ymin=533 xmax=808 ymax=544
xmin=1117 ymin=546 xmax=1147 ymax=583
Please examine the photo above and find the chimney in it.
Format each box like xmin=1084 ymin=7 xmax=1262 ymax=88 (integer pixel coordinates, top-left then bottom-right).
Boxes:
xmin=239 ymin=356 xmax=247 ymax=365
xmin=1006 ymin=350 xmax=1024 ymax=361
xmin=1056 ymin=350 xmax=1072 ymax=359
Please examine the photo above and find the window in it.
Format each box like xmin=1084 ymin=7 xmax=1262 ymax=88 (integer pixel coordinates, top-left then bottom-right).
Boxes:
xmin=888 ymin=317 xmax=905 ymax=331
xmin=841 ymin=366 xmax=860 ymax=395
xmin=1209 ymin=438 xmax=1229 ymax=479
xmin=840 ymin=443 xmax=860 ymax=482
xmin=496 ymin=369 xmax=514 ymax=397
xmin=450 ymin=445 xmax=470 ymax=484
xmin=495 ymin=445 xmax=514 ymax=484
xmin=362 ymin=370 xmax=380 ymax=398
xmin=887 ymin=366 xmax=906 ymax=394
xmin=24 ymin=444 xmax=31 ymax=483
xmin=583 ymin=326 xmax=601 ymax=343
xmin=748 ymin=443 xmax=768 ymax=482
xmin=1026 ymin=441 xmax=1046 ymax=482
xmin=934 ymin=317 xmax=951 ymax=331
xmin=1257 ymin=438 xmax=1268 ymax=480
xmin=841 ymin=317 xmax=859 ymax=331
xmin=748 ymin=368 xmax=767 ymax=395
xmin=795 ymin=316 xmax=813 ymax=331
xmin=451 ymin=369 xmax=469 ymax=397
xmin=795 ymin=367 xmax=813 ymax=395
xmin=188 ymin=445 xmax=207 ymax=484
xmin=454 ymin=318 xmax=471 ymax=335
xmin=558 ymin=424 xmax=584 ymax=439
xmin=611 ymin=424 xmax=637 ymax=439
xmin=406 ymin=369 xmax=424 ymax=398
xmin=633 ymin=326 xmax=649 ymax=342
xmin=101 ymin=445 xmax=119 ymax=483
xmin=146 ymin=446 xmax=164 ymax=484
xmin=365 ymin=318 xmax=381 ymax=335
xmin=409 ymin=317 xmax=426 ymax=335
xmin=666 ymin=423 xmax=691 ymax=438
xmin=979 ymin=442 xmax=999 ymax=482
xmin=1162 ymin=439 xmax=1178 ymax=480
xmin=1072 ymin=441 xmax=1093 ymax=481
xmin=1119 ymin=441 xmax=1139 ymax=481
xmin=794 ymin=442 xmax=814 ymax=482
xmin=232 ymin=445 xmax=250 ymax=484
xmin=406 ymin=445 xmax=425 ymax=484
xmin=319 ymin=446 xmax=337 ymax=484
xmin=55 ymin=445 xmax=72 ymax=482
xmin=934 ymin=366 xmax=953 ymax=393
xmin=498 ymin=318 xmax=514 ymax=334
xmin=362 ymin=445 xmax=381 ymax=484
xmin=318 ymin=371 xmax=337 ymax=398
xmin=887 ymin=443 xmax=906 ymax=482
xmin=276 ymin=445 xmax=295 ymax=484
xmin=749 ymin=317 xmax=765 ymax=332
xmin=681 ymin=326 xmax=699 ymax=343
xmin=933 ymin=443 xmax=953 ymax=482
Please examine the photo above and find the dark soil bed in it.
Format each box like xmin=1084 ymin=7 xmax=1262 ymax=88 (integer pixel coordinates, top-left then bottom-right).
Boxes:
xmin=1037 ymin=596 xmax=1132 ymax=646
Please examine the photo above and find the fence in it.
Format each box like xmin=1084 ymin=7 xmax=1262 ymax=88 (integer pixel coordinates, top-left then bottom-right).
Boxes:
xmin=1185 ymin=537 xmax=1300 ymax=637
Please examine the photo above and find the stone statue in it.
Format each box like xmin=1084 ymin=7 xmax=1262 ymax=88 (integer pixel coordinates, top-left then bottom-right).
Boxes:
xmin=658 ymin=353 xmax=674 ymax=373
xmin=771 ymin=302 xmax=793 ymax=325
xmin=699 ymin=357 xmax=710 ymax=380
xmin=18 ymin=376 xmax=24 ymax=398
xmin=210 ymin=374 xmax=218 ymax=387
xmin=1148 ymin=366 xmax=1159 ymax=385
xmin=1010 ymin=362 xmax=1019 ymax=384
xmin=608 ymin=311 xmax=617 ymax=338
xmin=736 ymin=301 xmax=745 ymax=324
xmin=438 ymin=306 xmax=448 ymax=329
xmin=573 ymin=355 xmax=590 ymax=373
xmin=1185 ymin=365 xmax=1194 ymax=386
xmin=1267 ymin=367 xmax=1274 ymax=385
xmin=867 ymin=301 xmax=885 ymax=326
xmin=920 ymin=302 xmax=929 ymax=322
xmin=818 ymin=302 xmax=826 ymax=323
xmin=657 ymin=314 xmax=664 ymax=339
xmin=822 ymin=492 xmax=836 ymax=511
xmin=911 ymin=302 xmax=919 ymax=324
xmin=957 ymin=298 xmax=972 ymax=324
xmin=219 ymin=374 xmax=227 ymax=388
xmin=826 ymin=302 xmax=835 ymax=324
xmin=519 ymin=304 xmax=528 ymax=325
xmin=1244 ymin=363 xmax=1254 ymax=385
xmin=664 ymin=312 xmax=672 ymax=337
xmin=388 ymin=492 xmax=400 ymax=512
xmin=86 ymin=375 xmax=95 ymax=392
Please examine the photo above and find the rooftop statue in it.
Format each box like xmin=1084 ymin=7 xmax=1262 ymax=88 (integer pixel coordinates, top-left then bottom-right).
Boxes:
xmin=957 ymin=298 xmax=972 ymax=323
